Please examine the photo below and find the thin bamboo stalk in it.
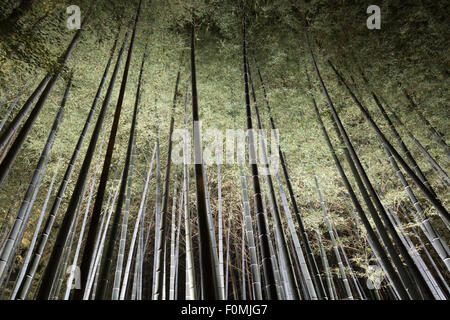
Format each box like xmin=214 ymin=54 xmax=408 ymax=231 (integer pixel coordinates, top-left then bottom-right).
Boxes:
xmin=119 ymin=144 xmax=156 ymax=299
xmin=314 ymin=175 xmax=353 ymax=299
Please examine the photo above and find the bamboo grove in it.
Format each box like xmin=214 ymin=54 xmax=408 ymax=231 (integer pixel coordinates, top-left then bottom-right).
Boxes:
xmin=0 ymin=0 xmax=448 ymax=300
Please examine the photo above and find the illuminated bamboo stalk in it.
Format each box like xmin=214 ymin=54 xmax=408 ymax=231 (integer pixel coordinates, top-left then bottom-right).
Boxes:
xmin=182 ymin=77 xmax=197 ymax=300
xmin=409 ymin=133 xmax=450 ymax=186
xmin=92 ymin=2 xmax=142 ymax=298
xmin=314 ymin=175 xmax=353 ymax=299
xmin=402 ymin=88 xmax=450 ymax=159
xmin=168 ymin=182 xmax=178 ymax=300
xmin=174 ymin=188 xmax=183 ymax=299
xmin=262 ymin=194 xmax=285 ymax=300
xmin=0 ymin=76 xmax=70 ymax=280
xmin=64 ymin=127 xmax=107 ymax=300
xmin=378 ymin=137 xmax=450 ymax=271
xmin=241 ymin=20 xmax=277 ymax=299
xmin=315 ymin=230 xmax=335 ymax=300
xmin=16 ymin=33 xmax=120 ymax=300
xmin=85 ymin=168 xmax=123 ymax=299
xmin=0 ymin=91 xmax=23 ymax=132
xmin=307 ymin=32 xmax=422 ymax=299
xmin=11 ymin=154 xmax=62 ymax=299
xmin=154 ymin=65 xmax=181 ymax=299
xmin=104 ymin=52 xmax=145 ymax=294
xmin=120 ymin=144 xmax=156 ymax=299
xmin=191 ymin=23 xmax=220 ymax=299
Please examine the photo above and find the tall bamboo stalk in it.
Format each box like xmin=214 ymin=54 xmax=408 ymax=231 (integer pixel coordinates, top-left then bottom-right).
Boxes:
xmin=356 ymin=69 xmax=437 ymax=197
xmin=402 ymin=88 xmax=450 ymax=159
xmin=237 ymin=153 xmax=263 ymax=299
xmin=174 ymin=187 xmax=183 ymax=299
xmin=314 ymin=175 xmax=353 ymax=299
xmin=94 ymin=16 xmax=142 ymax=299
xmin=0 ymin=75 xmax=51 ymax=155
xmin=329 ymin=61 xmax=448 ymax=228
xmin=190 ymin=23 xmax=220 ymax=299
xmin=154 ymin=66 xmax=181 ymax=299
xmin=410 ymin=133 xmax=450 ymax=186
xmin=253 ymin=59 xmax=326 ymax=300
xmin=241 ymin=20 xmax=277 ymax=300
xmin=241 ymin=216 xmax=246 ymax=300
xmin=217 ymin=161 xmax=225 ymax=298
xmin=378 ymin=137 xmax=450 ymax=271
xmin=182 ymin=77 xmax=197 ymax=300
xmin=34 ymin=30 xmax=128 ymax=300
xmin=0 ymin=91 xmax=23 ymax=132
xmin=109 ymin=140 xmax=136 ymax=299
xmin=64 ymin=129 xmax=106 ymax=300
xmin=15 ymin=34 xmax=120 ymax=300
xmin=169 ymin=183 xmax=179 ymax=300
xmin=315 ymin=230 xmax=335 ymax=300
xmin=0 ymin=75 xmax=70 ymax=281
xmin=224 ymin=218 xmax=230 ymax=299
xmin=152 ymin=131 xmax=162 ymax=297
xmin=377 ymin=188 xmax=446 ymax=299
xmin=307 ymin=71 xmax=412 ymax=299
xmin=119 ymin=144 xmax=156 ymax=299
xmin=328 ymin=61 xmax=440 ymax=299
xmin=261 ymin=194 xmax=286 ymax=300
xmin=111 ymin=48 xmax=147 ymax=300
xmin=10 ymin=153 xmax=61 ymax=299
xmin=306 ymin=31 xmax=425 ymax=299
xmin=246 ymin=60 xmax=299 ymax=299
xmin=85 ymin=168 xmax=124 ymax=299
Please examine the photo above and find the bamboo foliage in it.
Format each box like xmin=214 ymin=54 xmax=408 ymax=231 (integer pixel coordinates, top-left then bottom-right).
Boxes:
xmin=0 ymin=1 xmax=448 ymax=302
xmin=0 ymin=5 xmax=96 ymax=186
